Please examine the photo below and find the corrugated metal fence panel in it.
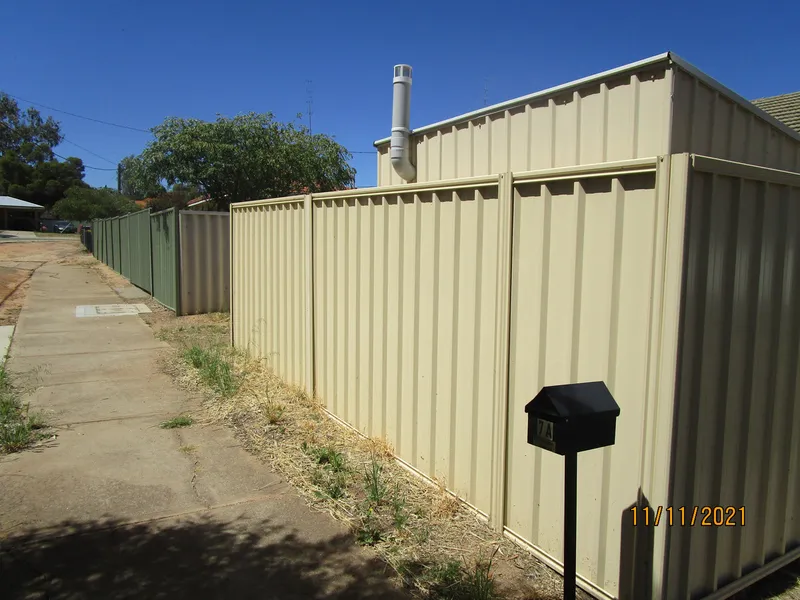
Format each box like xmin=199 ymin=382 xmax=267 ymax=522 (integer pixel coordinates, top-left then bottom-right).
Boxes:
xmin=100 ymin=220 xmax=106 ymax=264
xmin=665 ymin=157 xmax=800 ymax=599
xmin=376 ymin=66 xmax=672 ymax=185
xmin=92 ymin=220 xmax=100 ymax=260
xmin=125 ymin=210 xmax=152 ymax=292
xmin=120 ymin=214 xmax=132 ymax=279
xmin=670 ymin=67 xmax=800 ymax=173
xmin=107 ymin=219 xmax=113 ymax=268
xmin=312 ymin=178 xmax=511 ymax=515
xmin=231 ymin=199 xmax=307 ymax=388
xmin=98 ymin=220 xmax=105 ymax=263
xmin=98 ymin=220 xmax=104 ymax=261
xmin=504 ymin=162 xmax=671 ymax=598
xmin=179 ymin=211 xmax=230 ymax=315
xmin=150 ymin=208 xmax=179 ymax=311
xmin=104 ymin=219 xmax=111 ymax=266
xmin=111 ymin=218 xmax=121 ymax=273
xmin=81 ymin=229 xmax=93 ymax=253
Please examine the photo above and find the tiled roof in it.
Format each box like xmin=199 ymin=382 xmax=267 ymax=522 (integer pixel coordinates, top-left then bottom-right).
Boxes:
xmin=752 ymin=91 xmax=800 ymax=133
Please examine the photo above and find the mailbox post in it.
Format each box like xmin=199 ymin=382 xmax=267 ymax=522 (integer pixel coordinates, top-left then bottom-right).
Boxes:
xmin=524 ymin=381 xmax=620 ymax=600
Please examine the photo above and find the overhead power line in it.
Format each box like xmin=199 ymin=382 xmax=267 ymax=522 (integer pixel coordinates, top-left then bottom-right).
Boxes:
xmin=62 ymin=138 xmax=118 ymax=165
xmin=4 ymin=90 xmax=377 ymax=154
xmin=53 ymin=152 xmax=117 ymax=171
xmin=2 ymin=91 xmax=152 ymax=133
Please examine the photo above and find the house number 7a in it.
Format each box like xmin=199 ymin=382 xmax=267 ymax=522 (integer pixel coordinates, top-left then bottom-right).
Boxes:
xmin=537 ymin=418 xmax=554 ymax=442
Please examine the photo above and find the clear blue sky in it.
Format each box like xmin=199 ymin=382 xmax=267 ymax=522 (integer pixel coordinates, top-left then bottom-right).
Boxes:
xmin=3 ymin=0 xmax=798 ymax=189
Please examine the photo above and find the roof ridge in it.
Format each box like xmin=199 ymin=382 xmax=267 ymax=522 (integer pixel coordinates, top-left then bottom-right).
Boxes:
xmin=752 ymin=90 xmax=800 ymax=102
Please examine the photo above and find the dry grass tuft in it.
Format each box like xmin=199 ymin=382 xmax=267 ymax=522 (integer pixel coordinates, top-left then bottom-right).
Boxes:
xmin=359 ymin=435 xmax=396 ymax=460
xmin=429 ymin=480 xmax=462 ymax=521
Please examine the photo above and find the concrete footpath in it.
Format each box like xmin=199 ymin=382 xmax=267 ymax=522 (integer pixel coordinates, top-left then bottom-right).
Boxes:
xmin=0 ymin=262 xmax=406 ymax=599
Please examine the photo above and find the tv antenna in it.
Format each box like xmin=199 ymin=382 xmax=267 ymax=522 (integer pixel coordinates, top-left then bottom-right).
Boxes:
xmin=305 ymin=79 xmax=314 ymax=133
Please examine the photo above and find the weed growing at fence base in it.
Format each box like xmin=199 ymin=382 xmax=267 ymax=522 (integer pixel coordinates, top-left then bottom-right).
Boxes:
xmin=0 ymin=367 xmax=48 ymax=454
xmin=160 ymin=415 xmax=194 ymax=429
xmin=420 ymin=554 xmax=498 ymax=600
xmin=155 ymin=316 xmax=571 ymax=600
xmin=183 ymin=345 xmax=240 ymax=397
xmin=363 ymin=460 xmax=388 ymax=505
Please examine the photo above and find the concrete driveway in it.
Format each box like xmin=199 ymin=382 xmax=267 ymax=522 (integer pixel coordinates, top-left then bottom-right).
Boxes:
xmin=0 ymin=261 xmax=407 ymax=599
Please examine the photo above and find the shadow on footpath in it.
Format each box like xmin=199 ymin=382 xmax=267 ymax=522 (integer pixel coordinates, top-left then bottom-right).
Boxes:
xmin=0 ymin=516 xmax=409 ymax=599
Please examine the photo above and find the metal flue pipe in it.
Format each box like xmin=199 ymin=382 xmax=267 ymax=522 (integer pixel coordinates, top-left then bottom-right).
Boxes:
xmin=391 ymin=64 xmax=416 ymax=182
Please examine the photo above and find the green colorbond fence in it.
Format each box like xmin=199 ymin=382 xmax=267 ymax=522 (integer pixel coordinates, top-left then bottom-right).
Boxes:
xmin=111 ymin=218 xmax=121 ymax=272
xmin=94 ymin=210 xmax=153 ymax=293
xmin=126 ymin=210 xmax=153 ymax=293
xmin=120 ymin=216 xmax=132 ymax=279
xmin=150 ymin=208 xmax=179 ymax=312
xmin=105 ymin=219 xmax=112 ymax=266
xmin=92 ymin=207 xmax=227 ymax=316
xmin=92 ymin=219 xmax=102 ymax=261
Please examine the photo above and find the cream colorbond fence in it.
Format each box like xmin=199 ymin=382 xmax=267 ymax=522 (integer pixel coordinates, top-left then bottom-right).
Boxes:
xmin=504 ymin=158 xmax=680 ymax=599
xmin=230 ymin=155 xmax=800 ymax=600
xmin=230 ymin=164 xmax=669 ymax=599
xmin=230 ymin=197 xmax=310 ymax=390
xmin=311 ymin=176 xmax=512 ymax=517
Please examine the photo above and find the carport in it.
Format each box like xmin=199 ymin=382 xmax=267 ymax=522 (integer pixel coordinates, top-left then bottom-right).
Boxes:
xmin=0 ymin=196 xmax=43 ymax=231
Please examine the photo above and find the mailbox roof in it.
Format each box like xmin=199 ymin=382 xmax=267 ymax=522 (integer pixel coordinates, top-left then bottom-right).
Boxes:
xmin=525 ymin=381 xmax=620 ymax=418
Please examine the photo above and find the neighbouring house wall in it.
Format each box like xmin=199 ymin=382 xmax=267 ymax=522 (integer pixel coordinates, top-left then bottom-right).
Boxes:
xmin=670 ymin=67 xmax=800 ymax=172
xmin=376 ymin=66 xmax=673 ymax=186
xmin=665 ymin=157 xmax=800 ymax=600
xmin=377 ymin=61 xmax=800 ymax=188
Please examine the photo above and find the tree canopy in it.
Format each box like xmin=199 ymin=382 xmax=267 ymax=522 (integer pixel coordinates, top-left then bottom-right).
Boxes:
xmin=0 ymin=94 xmax=88 ymax=206
xmin=0 ymin=95 xmax=61 ymax=163
xmin=145 ymin=184 xmax=204 ymax=213
xmin=133 ymin=113 xmax=355 ymax=209
xmin=118 ymin=155 xmax=165 ymax=200
xmin=51 ymin=186 xmax=139 ymax=221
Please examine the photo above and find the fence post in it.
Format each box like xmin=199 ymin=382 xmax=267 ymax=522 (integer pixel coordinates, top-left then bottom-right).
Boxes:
xmin=304 ymin=194 xmax=315 ymax=397
xmin=229 ymin=205 xmax=235 ymax=347
xmin=489 ymin=172 xmax=514 ymax=532
xmin=173 ymin=208 xmax=182 ymax=316
xmin=148 ymin=212 xmax=155 ymax=303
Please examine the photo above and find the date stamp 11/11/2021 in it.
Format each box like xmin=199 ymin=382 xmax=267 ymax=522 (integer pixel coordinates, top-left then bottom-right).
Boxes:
xmin=631 ymin=506 xmax=746 ymax=527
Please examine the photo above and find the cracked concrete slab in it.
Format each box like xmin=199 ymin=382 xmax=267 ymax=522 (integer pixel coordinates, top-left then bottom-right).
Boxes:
xmin=24 ymin=379 xmax=185 ymax=424
xmin=7 ymin=348 xmax=175 ymax=386
xmin=174 ymin=424 xmax=287 ymax=507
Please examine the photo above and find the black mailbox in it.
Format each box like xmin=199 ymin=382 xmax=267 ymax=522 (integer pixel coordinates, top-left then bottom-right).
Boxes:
xmin=525 ymin=381 xmax=620 ymax=600
xmin=524 ymin=381 xmax=620 ymax=456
